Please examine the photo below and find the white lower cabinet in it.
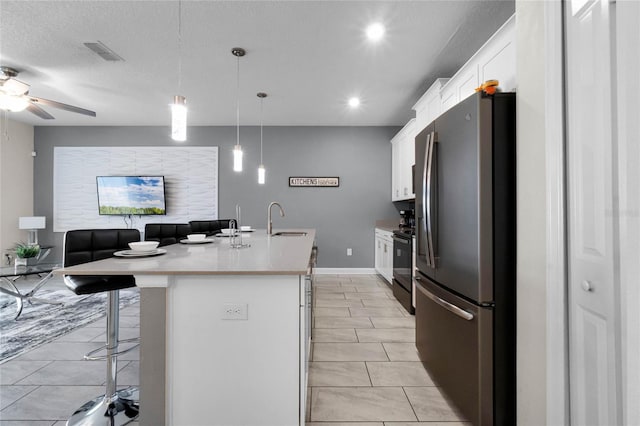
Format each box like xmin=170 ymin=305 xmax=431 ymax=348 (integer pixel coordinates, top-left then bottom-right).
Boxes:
xmin=375 ymin=228 xmax=394 ymax=284
xmin=149 ymin=274 xmax=307 ymax=426
xmin=300 ymin=275 xmax=312 ymax=425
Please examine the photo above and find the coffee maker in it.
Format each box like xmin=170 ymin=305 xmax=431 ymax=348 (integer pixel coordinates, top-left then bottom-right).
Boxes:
xmin=399 ymin=209 xmax=415 ymax=230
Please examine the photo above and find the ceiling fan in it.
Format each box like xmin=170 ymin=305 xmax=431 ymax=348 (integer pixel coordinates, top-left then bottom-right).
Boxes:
xmin=0 ymin=66 xmax=96 ymax=119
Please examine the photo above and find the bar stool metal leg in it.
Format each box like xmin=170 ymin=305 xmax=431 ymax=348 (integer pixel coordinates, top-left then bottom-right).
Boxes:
xmin=66 ymin=290 xmax=139 ymax=426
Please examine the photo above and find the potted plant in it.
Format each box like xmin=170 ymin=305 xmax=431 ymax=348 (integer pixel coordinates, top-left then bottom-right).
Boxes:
xmin=13 ymin=242 xmax=40 ymax=266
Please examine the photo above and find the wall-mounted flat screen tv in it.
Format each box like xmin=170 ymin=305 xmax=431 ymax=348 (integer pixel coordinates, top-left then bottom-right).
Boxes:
xmin=96 ymin=176 xmax=167 ymax=215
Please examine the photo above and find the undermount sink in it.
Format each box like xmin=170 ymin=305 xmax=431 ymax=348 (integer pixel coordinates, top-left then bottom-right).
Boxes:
xmin=272 ymin=231 xmax=307 ymax=237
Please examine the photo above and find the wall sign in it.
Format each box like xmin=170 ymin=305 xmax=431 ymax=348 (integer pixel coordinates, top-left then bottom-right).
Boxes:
xmin=289 ymin=177 xmax=339 ymax=187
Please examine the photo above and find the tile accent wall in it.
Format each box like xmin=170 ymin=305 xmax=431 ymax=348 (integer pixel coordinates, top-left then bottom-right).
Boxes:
xmin=53 ymin=146 xmax=218 ymax=232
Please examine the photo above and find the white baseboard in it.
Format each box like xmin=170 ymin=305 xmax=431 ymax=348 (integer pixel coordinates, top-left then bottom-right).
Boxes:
xmin=314 ymin=268 xmax=377 ymax=275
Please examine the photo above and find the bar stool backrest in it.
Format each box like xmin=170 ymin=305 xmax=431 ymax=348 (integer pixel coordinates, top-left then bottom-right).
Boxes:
xmin=63 ymin=229 xmax=141 ymax=267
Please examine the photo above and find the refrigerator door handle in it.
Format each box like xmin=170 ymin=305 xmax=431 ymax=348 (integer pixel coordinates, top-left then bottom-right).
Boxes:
xmin=416 ymin=281 xmax=474 ymax=321
xmin=425 ymin=131 xmax=436 ymax=268
xmin=421 ymin=132 xmax=431 ymax=266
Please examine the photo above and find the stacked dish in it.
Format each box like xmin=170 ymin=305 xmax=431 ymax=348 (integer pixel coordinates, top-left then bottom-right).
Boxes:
xmin=114 ymin=241 xmax=166 ymax=257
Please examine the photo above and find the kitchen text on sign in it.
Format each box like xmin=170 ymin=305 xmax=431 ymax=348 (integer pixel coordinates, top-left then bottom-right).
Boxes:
xmin=289 ymin=177 xmax=340 ymax=187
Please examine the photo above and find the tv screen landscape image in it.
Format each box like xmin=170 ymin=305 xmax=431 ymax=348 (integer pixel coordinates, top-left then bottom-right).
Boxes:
xmin=96 ymin=176 xmax=166 ymax=215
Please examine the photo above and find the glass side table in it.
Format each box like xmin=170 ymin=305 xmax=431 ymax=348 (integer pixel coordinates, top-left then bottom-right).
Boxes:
xmin=0 ymin=263 xmax=62 ymax=320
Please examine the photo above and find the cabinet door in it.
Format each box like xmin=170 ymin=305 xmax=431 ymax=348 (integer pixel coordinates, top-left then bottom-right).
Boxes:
xmin=425 ymin=92 xmax=442 ymax=127
xmin=440 ymin=83 xmax=458 ymax=114
xmin=383 ymin=238 xmax=394 ymax=284
xmin=401 ymin=124 xmax=416 ymax=199
xmin=391 ymin=139 xmax=401 ymax=201
xmin=375 ymin=233 xmax=383 ymax=275
xmin=565 ymin=1 xmax=620 ymax=425
xmin=477 ymin=16 xmax=516 ymax=92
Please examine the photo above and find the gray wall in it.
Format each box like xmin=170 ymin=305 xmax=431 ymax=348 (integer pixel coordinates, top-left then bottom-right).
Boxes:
xmin=34 ymin=125 xmax=399 ymax=268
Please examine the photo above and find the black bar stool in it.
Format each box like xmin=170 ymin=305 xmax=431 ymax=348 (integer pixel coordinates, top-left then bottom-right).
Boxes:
xmin=188 ymin=219 xmax=232 ymax=236
xmin=62 ymin=229 xmax=141 ymax=426
xmin=144 ymin=223 xmax=191 ymax=246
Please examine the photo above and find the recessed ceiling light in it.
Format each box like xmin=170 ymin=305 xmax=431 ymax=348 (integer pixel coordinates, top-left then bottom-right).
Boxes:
xmin=366 ymin=23 xmax=385 ymax=42
xmin=348 ymin=97 xmax=361 ymax=108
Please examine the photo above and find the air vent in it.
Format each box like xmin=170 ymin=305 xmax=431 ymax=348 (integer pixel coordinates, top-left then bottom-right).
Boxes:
xmin=84 ymin=41 xmax=125 ymax=62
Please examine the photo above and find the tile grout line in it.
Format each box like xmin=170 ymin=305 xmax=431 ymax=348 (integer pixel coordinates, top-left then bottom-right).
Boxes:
xmin=0 ymin=383 xmax=42 ymax=415
xmin=400 ymin=385 xmax=421 ymax=422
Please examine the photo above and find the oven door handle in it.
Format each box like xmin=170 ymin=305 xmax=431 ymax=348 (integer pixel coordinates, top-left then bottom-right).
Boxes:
xmin=392 ymin=236 xmax=411 ymax=245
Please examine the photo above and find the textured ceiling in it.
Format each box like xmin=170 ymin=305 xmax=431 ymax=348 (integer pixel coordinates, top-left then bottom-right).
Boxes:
xmin=0 ymin=0 xmax=514 ymax=127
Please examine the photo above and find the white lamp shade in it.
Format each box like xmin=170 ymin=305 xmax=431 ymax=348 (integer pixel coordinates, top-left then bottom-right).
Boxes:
xmin=0 ymin=93 xmax=30 ymax=112
xmin=233 ymin=145 xmax=243 ymax=172
xmin=19 ymin=216 xmax=46 ymax=229
xmin=258 ymin=165 xmax=266 ymax=184
xmin=171 ymin=95 xmax=187 ymax=142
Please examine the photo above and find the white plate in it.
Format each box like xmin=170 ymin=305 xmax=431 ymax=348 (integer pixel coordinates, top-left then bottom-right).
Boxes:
xmin=179 ymin=238 xmax=215 ymax=244
xmin=114 ymin=248 xmax=167 ymax=258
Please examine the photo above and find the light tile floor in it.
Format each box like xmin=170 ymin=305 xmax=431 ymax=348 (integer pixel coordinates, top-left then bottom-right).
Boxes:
xmin=308 ymin=274 xmax=468 ymax=425
xmin=0 ymin=274 xmax=468 ymax=425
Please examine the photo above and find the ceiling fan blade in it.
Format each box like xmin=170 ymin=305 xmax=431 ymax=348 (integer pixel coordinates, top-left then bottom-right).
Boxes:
xmin=26 ymin=102 xmax=55 ymax=119
xmin=29 ymin=96 xmax=96 ymax=117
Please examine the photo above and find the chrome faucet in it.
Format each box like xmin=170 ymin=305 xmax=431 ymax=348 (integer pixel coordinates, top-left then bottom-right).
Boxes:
xmin=267 ymin=202 xmax=285 ymax=235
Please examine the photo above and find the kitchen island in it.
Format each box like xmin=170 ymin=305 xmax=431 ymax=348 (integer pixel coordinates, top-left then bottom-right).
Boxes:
xmin=56 ymin=229 xmax=316 ymax=426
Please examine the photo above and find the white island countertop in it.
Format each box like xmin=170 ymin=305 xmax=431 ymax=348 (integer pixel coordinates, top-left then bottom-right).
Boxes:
xmin=55 ymin=228 xmax=316 ymax=276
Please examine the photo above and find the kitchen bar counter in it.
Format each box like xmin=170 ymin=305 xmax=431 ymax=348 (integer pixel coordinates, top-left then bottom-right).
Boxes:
xmin=56 ymin=229 xmax=315 ymax=276
xmin=56 ymin=229 xmax=316 ymax=426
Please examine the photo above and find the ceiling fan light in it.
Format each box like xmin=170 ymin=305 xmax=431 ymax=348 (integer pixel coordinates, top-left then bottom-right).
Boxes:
xmin=170 ymin=95 xmax=187 ymax=142
xmin=0 ymin=93 xmax=29 ymax=112
xmin=1 ymin=78 xmax=29 ymax=96
xmin=233 ymin=145 xmax=243 ymax=172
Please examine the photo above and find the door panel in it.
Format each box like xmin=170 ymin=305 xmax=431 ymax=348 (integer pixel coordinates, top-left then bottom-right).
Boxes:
xmin=415 ymin=275 xmax=492 ymax=425
xmin=432 ymin=94 xmax=486 ymax=303
xmin=565 ymin=0 xmax=620 ymax=424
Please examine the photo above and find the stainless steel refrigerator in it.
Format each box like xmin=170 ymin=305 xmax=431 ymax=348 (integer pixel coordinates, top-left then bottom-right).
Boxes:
xmin=414 ymin=92 xmax=516 ymax=426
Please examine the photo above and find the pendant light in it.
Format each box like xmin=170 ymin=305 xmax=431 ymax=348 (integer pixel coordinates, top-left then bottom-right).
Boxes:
xmin=171 ymin=0 xmax=187 ymax=142
xmin=257 ymin=92 xmax=267 ymax=184
xmin=232 ymin=47 xmax=246 ymax=172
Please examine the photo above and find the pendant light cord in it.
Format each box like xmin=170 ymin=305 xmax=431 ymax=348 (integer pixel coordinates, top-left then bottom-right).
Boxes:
xmin=177 ymin=0 xmax=182 ymax=92
xmin=236 ymin=54 xmax=240 ymax=147
xmin=260 ymin=96 xmax=264 ymax=163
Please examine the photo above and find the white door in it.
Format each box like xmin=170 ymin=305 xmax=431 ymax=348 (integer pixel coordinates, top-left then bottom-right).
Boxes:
xmin=565 ymin=1 xmax=620 ymax=424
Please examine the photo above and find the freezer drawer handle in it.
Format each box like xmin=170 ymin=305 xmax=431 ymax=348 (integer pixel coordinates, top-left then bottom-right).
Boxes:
xmin=417 ymin=282 xmax=474 ymax=321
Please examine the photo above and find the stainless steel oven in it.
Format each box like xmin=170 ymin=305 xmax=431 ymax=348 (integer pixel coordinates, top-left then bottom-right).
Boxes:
xmin=392 ymin=230 xmax=414 ymax=314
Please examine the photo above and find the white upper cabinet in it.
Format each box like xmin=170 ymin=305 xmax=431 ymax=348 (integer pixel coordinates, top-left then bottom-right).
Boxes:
xmin=392 ymin=14 xmax=515 ymax=203
xmin=413 ymin=78 xmax=449 ymax=132
xmin=391 ymin=119 xmax=416 ymax=201
xmin=413 ymin=14 xmax=516 ymax=125
xmin=475 ymin=14 xmax=516 ymax=92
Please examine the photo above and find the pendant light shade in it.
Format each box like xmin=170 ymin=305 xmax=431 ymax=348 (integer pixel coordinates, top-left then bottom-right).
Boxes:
xmin=171 ymin=1 xmax=187 ymax=142
xmin=232 ymin=47 xmax=246 ymax=172
xmin=171 ymin=95 xmax=187 ymax=142
xmin=257 ymin=92 xmax=267 ymax=184
xmin=233 ymin=145 xmax=243 ymax=172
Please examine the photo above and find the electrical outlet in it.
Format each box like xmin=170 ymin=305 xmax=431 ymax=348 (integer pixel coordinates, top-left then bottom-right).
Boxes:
xmin=222 ymin=303 xmax=248 ymax=320
xmin=346 ymin=248 xmax=352 ymax=256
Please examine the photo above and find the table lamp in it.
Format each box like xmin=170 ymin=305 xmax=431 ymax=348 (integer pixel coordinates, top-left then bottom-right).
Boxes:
xmin=19 ymin=216 xmax=46 ymax=245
